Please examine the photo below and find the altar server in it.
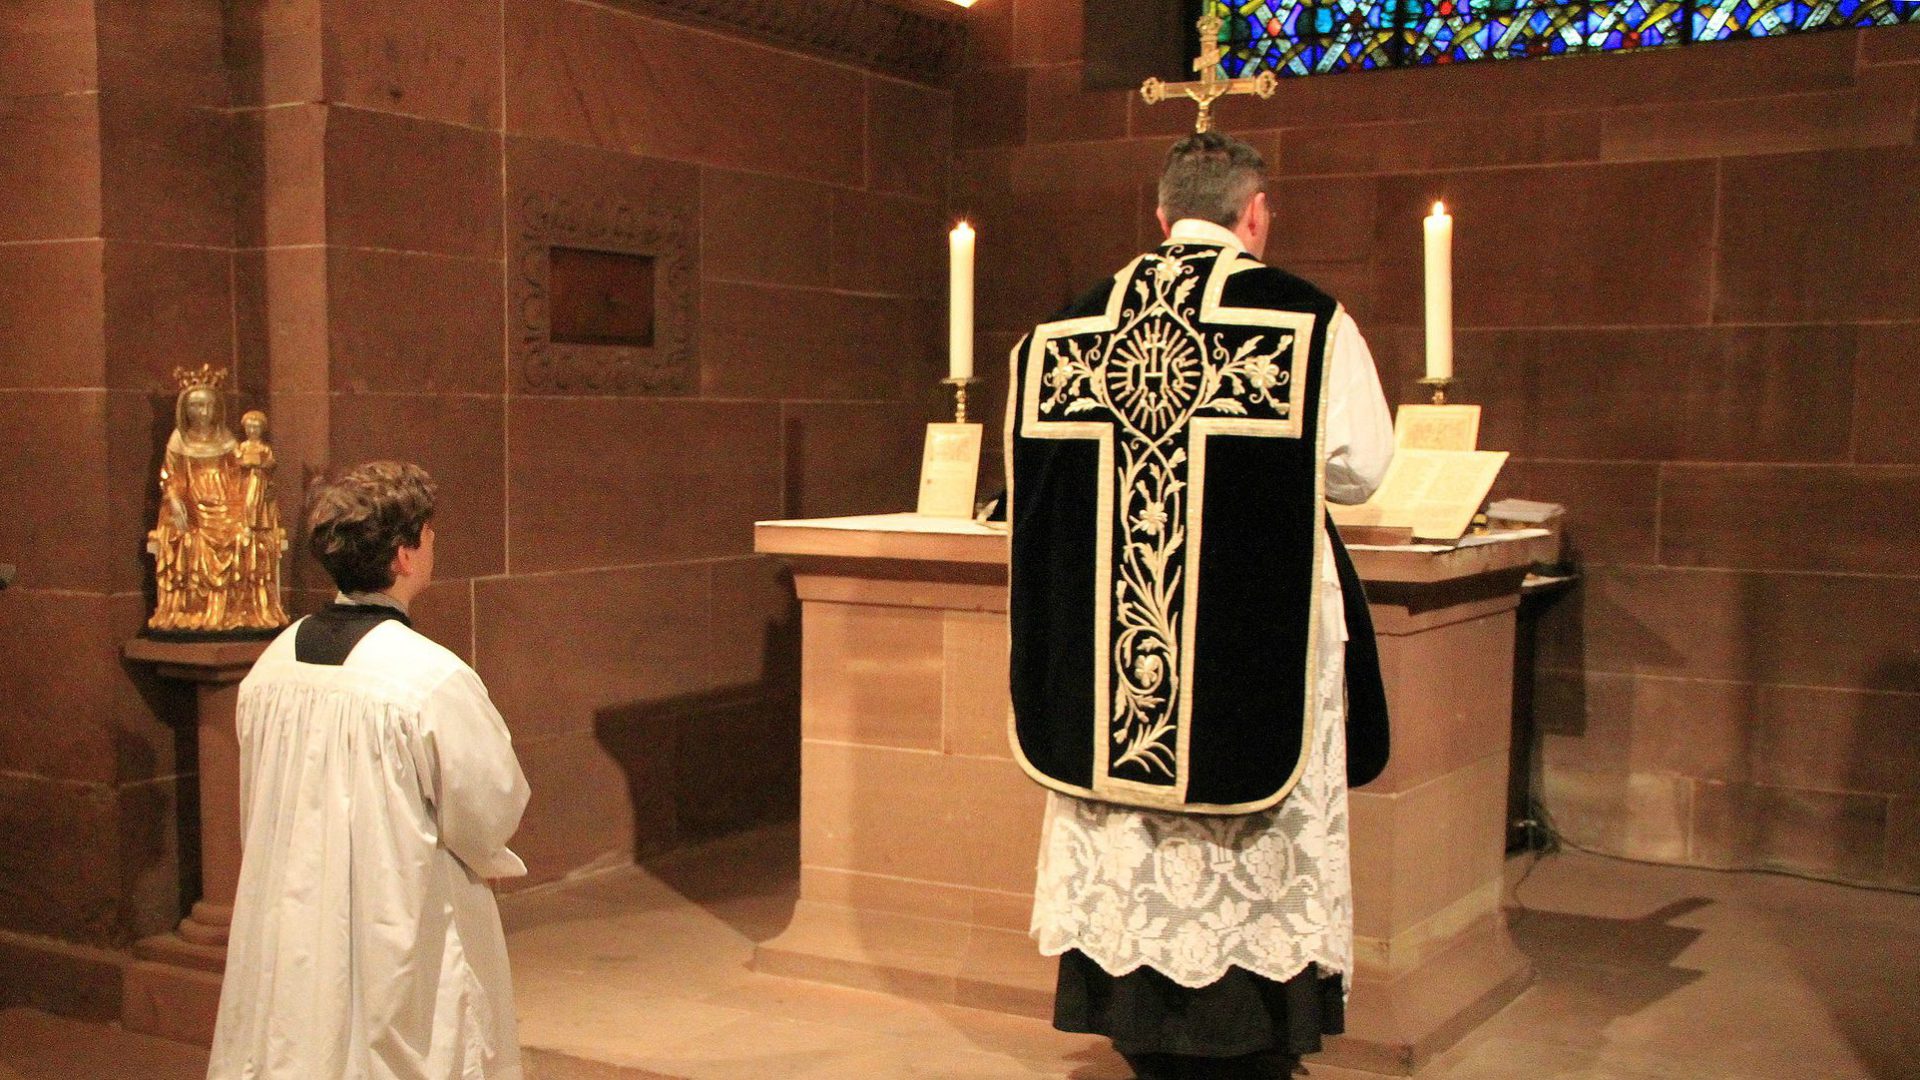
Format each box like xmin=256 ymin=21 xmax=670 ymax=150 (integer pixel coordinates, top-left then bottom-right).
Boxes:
xmin=1008 ymin=132 xmax=1395 ymax=1079
xmin=208 ymin=461 xmax=530 ymax=1080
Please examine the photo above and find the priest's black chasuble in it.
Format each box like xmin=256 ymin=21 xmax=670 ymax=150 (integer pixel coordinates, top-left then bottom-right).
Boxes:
xmin=1009 ymin=241 xmax=1387 ymax=814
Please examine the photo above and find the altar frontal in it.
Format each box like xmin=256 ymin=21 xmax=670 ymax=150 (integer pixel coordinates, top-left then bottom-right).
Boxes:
xmin=1008 ymin=241 xmax=1339 ymax=814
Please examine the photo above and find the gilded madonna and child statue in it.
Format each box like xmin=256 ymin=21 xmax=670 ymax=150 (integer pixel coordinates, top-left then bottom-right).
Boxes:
xmin=146 ymin=365 xmax=289 ymax=636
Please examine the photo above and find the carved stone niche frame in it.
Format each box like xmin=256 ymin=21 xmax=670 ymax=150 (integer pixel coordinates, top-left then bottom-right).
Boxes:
xmin=514 ymin=192 xmax=698 ymax=395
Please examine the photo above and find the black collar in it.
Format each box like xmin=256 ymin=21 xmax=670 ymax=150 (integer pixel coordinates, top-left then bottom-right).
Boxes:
xmin=294 ymin=604 xmax=413 ymax=665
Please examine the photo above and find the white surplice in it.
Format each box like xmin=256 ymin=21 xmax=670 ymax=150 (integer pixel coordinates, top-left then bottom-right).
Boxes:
xmin=208 ymin=613 xmax=531 ymax=1079
xmin=1029 ymin=218 xmax=1395 ymax=990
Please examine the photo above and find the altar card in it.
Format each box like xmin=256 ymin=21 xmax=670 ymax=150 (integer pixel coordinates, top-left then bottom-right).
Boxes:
xmin=916 ymin=422 xmax=983 ymax=519
xmin=1329 ymin=448 xmax=1509 ymax=541
xmin=1394 ymin=403 xmax=1481 ymax=451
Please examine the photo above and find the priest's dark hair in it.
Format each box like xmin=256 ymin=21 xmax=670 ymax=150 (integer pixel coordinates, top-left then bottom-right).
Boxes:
xmin=1158 ymin=131 xmax=1266 ymax=229
xmin=306 ymin=461 xmax=438 ymax=594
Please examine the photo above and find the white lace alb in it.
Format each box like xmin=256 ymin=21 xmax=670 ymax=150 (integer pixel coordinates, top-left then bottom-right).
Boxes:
xmin=1029 ymin=607 xmax=1352 ymax=990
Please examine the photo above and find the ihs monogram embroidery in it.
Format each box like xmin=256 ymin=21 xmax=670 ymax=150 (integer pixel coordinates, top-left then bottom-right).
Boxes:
xmin=1035 ymin=246 xmax=1298 ymax=785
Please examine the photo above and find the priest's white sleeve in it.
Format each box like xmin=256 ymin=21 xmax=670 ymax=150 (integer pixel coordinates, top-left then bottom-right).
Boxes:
xmin=1324 ymin=310 xmax=1394 ymax=505
xmin=413 ymin=666 xmax=531 ymax=879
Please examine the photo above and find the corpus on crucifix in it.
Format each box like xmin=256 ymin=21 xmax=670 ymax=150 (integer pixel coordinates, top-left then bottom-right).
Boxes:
xmin=1140 ymin=11 xmax=1278 ymax=133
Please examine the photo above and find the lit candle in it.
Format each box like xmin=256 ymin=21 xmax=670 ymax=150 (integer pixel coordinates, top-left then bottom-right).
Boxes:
xmin=949 ymin=221 xmax=975 ymax=382
xmin=1423 ymin=201 xmax=1453 ymax=382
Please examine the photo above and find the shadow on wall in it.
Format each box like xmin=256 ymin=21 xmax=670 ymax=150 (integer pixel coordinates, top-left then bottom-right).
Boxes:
xmin=592 ymin=683 xmax=802 ymax=861
xmin=1527 ymin=576 xmax=1587 ymax=836
xmin=136 ymin=394 xmax=173 ymax=620
xmin=591 ymin=607 xmax=802 ymax=864
xmin=119 ymin=662 xmax=198 ymax=945
xmin=1531 ymin=574 xmax=1710 ymax=856
xmin=1510 ymin=585 xmax=1561 ymax=850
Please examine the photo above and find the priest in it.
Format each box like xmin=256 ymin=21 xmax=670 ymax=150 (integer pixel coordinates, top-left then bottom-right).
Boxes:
xmin=207 ymin=461 xmax=531 ymax=1080
xmin=1007 ymin=132 xmax=1395 ymax=1080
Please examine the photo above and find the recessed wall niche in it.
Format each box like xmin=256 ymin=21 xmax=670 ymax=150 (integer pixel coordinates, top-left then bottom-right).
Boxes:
xmin=513 ymin=193 xmax=697 ymax=394
xmin=550 ymin=248 xmax=657 ymax=347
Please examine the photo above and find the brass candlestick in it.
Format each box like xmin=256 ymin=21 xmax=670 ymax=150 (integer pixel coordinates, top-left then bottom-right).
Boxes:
xmin=1418 ymin=375 xmax=1453 ymax=405
xmin=944 ymin=376 xmax=978 ymax=424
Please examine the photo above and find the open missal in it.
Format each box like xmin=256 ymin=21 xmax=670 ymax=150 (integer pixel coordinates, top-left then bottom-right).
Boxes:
xmin=1330 ymin=448 xmax=1508 ymax=541
xmin=1329 ymin=402 xmax=1506 ymax=542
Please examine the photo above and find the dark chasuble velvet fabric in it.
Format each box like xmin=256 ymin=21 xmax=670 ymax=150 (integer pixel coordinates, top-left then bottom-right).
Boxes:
xmin=1330 ymin=526 xmax=1389 ymax=788
xmin=1009 ymin=241 xmax=1389 ymax=814
xmin=293 ymin=604 xmax=414 ymax=666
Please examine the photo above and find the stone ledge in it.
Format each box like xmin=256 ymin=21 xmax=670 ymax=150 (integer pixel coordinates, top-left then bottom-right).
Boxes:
xmin=0 ymin=930 xmax=129 ymax=1023
xmin=1331 ymin=920 xmax=1534 ymax=1076
xmin=751 ymin=899 xmax=1053 ymax=1019
xmin=612 ymin=0 xmax=969 ymax=84
xmin=122 ymin=959 xmax=221 ymax=1047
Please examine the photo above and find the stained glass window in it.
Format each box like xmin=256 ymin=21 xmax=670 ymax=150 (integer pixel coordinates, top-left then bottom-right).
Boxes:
xmin=1208 ymin=0 xmax=1920 ymax=77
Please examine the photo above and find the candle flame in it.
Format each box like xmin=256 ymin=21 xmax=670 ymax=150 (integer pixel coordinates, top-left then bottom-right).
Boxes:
xmin=953 ymin=220 xmax=974 ymax=236
xmin=1431 ymin=201 xmax=1447 ymax=217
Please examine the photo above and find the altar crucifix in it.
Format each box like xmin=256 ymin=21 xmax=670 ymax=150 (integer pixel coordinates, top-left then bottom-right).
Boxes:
xmin=1140 ymin=11 xmax=1279 ymax=133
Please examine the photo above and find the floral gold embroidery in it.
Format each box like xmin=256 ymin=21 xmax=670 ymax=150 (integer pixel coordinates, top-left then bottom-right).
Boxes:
xmin=1035 ymin=247 xmax=1296 ymax=783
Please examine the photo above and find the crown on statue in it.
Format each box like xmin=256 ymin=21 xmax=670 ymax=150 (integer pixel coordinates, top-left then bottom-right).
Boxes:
xmin=172 ymin=364 xmax=229 ymax=392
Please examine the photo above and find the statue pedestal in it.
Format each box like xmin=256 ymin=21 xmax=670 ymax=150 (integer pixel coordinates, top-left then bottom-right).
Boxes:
xmin=751 ymin=514 xmax=1554 ymax=1075
xmin=120 ymin=636 xmax=269 ymax=1047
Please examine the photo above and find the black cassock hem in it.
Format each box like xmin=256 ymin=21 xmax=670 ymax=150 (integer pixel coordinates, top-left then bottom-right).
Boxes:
xmin=1052 ymin=949 xmax=1345 ymax=1060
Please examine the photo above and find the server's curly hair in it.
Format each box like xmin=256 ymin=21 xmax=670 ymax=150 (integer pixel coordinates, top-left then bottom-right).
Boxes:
xmin=306 ymin=461 xmax=437 ymax=594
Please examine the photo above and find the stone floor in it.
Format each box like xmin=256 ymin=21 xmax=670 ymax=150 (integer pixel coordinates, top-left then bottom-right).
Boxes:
xmin=0 ymin=1007 xmax=207 ymax=1080
xmin=3 ymin=828 xmax=1916 ymax=1078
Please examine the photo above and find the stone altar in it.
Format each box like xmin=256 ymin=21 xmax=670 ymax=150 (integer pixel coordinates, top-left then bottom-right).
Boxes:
xmin=752 ymin=512 xmax=1557 ymax=1075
